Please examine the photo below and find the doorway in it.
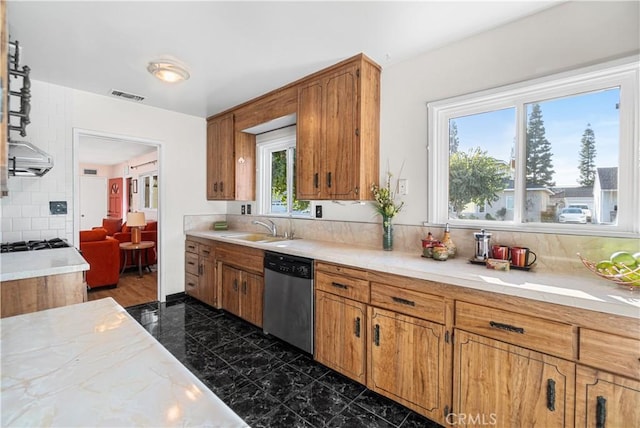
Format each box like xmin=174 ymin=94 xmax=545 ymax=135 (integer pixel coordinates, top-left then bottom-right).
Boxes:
xmin=73 ymin=128 xmax=161 ymax=307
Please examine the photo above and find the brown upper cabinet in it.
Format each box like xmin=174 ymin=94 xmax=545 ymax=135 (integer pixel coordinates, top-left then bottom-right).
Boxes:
xmin=297 ymin=56 xmax=380 ymax=200
xmin=206 ymin=113 xmax=235 ymax=200
xmin=206 ymin=53 xmax=380 ymax=202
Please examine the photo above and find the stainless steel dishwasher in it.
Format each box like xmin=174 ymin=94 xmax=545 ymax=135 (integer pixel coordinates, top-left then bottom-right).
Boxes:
xmin=263 ymin=251 xmax=314 ymax=354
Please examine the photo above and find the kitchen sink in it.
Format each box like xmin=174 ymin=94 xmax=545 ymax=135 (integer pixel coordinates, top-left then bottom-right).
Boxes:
xmin=222 ymin=233 xmax=288 ymax=243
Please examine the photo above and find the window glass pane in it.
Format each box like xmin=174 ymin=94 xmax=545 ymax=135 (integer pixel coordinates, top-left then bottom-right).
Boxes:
xmin=144 ymin=176 xmax=150 ymax=208
xmin=448 ymin=108 xmax=515 ymax=221
xmin=151 ymin=175 xmax=158 ymax=209
xmin=525 ymin=88 xmax=619 ymax=224
xmin=292 ymin=149 xmax=310 ymax=215
xmin=270 ymin=150 xmax=287 ymax=213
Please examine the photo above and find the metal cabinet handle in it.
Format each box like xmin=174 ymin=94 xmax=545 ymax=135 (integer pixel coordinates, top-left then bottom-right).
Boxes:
xmin=198 ymin=264 xmax=203 ymax=275
xmin=373 ymin=324 xmax=380 ymax=346
xmin=327 ymin=172 xmax=332 ymax=188
xmin=187 ymin=261 xmax=195 ymax=265
xmin=331 ymin=282 xmax=348 ymax=290
xmin=220 ymin=181 xmax=224 ymax=192
xmin=489 ymin=321 xmax=525 ymax=334
xmin=242 ymin=281 xmax=247 ymax=294
xmin=314 ymin=173 xmax=319 ymax=189
xmin=214 ymin=182 xmax=218 ymax=192
xmin=547 ymin=379 xmax=556 ymax=411
xmin=354 ymin=317 xmax=361 ymax=338
xmin=202 ymin=250 xmax=210 ymax=255
xmin=187 ymin=281 xmax=196 ymax=287
xmin=233 ymin=279 xmax=238 ymax=291
xmin=596 ymin=396 xmax=606 ymax=428
xmin=392 ymin=296 xmax=416 ymax=307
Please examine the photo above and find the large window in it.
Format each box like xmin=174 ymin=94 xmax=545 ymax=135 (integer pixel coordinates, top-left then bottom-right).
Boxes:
xmin=427 ymin=58 xmax=639 ymax=235
xmin=257 ymin=127 xmax=310 ymax=216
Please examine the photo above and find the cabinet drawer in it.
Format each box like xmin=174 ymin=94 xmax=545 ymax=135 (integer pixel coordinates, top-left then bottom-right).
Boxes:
xmin=316 ymin=271 xmax=369 ymax=303
xmin=185 ymin=240 xmax=198 ymax=253
xmin=455 ymin=301 xmax=575 ymax=359
xmin=316 ymin=261 xmax=368 ymax=281
xmin=580 ymin=328 xmax=640 ymax=379
xmin=216 ymin=243 xmax=263 ymax=273
xmin=185 ymin=252 xmax=199 ymax=275
xmin=185 ymin=272 xmax=199 ymax=292
xmin=199 ymin=243 xmax=214 ymax=258
xmin=370 ymin=282 xmax=445 ymax=324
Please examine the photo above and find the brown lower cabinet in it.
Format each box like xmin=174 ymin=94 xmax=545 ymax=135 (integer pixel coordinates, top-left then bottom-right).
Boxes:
xmin=220 ymin=263 xmax=263 ymax=327
xmin=575 ymin=365 xmax=640 ymax=427
xmin=1 ymin=272 xmax=86 ymax=318
xmin=368 ymin=307 xmax=447 ymax=423
xmin=314 ymin=290 xmax=367 ymax=383
xmin=185 ymin=239 xmax=216 ymax=307
xmin=453 ymin=330 xmax=575 ymax=427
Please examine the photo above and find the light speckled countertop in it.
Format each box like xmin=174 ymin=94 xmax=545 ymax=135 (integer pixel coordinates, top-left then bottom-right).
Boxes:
xmin=0 ymin=247 xmax=89 ymax=282
xmin=188 ymin=230 xmax=640 ymax=320
xmin=0 ymin=297 xmax=248 ymax=427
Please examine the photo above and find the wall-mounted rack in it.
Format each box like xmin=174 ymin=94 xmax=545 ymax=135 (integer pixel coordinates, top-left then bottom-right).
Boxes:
xmin=7 ymin=40 xmax=31 ymax=137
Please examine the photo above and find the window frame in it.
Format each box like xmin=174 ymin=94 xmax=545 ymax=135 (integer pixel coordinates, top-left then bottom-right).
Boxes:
xmin=426 ymin=56 xmax=639 ymax=237
xmin=257 ymin=126 xmax=311 ymax=217
xmin=138 ymin=171 xmax=158 ymax=212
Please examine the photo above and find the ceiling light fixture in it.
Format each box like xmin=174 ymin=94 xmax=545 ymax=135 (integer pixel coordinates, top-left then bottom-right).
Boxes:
xmin=147 ymin=60 xmax=190 ymax=83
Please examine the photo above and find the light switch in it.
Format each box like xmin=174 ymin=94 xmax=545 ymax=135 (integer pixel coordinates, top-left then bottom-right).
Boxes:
xmin=398 ymin=179 xmax=408 ymax=195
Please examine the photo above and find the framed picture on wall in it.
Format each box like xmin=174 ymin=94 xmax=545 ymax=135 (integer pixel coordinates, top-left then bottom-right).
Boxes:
xmin=132 ymin=179 xmax=138 ymax=194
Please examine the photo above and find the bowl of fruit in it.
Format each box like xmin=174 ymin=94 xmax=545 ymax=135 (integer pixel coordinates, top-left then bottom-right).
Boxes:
xmin=578 ymin=251 xmax=640 ymax=289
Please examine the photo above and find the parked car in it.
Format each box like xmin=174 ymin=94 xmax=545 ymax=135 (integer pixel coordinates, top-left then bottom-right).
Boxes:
xmin=568 ymin=204 xmax=592 ymax=222
xmin=559 ymin=207 xmax=587 ymax=224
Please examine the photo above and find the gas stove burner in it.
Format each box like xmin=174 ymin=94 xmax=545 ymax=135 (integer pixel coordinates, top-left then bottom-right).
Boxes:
xmin=1 ymin=238 xmax=71 ymax=253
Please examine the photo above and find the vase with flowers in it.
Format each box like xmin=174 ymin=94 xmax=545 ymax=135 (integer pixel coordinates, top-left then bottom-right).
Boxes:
xmin=371 ymin=172 xmax=404 ymax=251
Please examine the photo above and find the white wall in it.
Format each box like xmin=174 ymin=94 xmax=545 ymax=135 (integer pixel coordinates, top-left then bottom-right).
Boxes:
xmin=1 ymin=80 xmax=227 ymax=299
xmin=306 ymin=1 xmax=640 ymax=225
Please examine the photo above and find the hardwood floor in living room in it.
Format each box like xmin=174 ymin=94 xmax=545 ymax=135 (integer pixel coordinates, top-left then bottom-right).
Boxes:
xmin=88 ymin=268 xmax=157 ymax=307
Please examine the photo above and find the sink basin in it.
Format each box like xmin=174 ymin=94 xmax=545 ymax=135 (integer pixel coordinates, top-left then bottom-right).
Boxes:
xmin=223 ymin=233 xmax=288 ymax=243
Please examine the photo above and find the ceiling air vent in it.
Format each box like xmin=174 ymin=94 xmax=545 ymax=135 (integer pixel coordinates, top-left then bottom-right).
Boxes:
xmin=83 ymin=169 xmax=98 ymax=175
xmin=109 ymin=89 xmax=145 ymax=102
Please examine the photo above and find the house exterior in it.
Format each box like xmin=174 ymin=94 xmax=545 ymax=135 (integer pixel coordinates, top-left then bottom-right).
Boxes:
xmin=593 ymin=167 xmax=618 ymax=224
xmin=549 ymin=186 xmax=594 ymax=221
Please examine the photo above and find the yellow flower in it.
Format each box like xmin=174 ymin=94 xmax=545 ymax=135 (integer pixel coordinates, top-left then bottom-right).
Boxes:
xmin=371 ymin=172 xmax=404 ymax=220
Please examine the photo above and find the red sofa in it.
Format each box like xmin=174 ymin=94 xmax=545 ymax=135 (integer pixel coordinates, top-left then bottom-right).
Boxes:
xmin=79 ymin=228 xmax=120 ymax=289
xmin=95 ymin=218 xmax=158 ymax=271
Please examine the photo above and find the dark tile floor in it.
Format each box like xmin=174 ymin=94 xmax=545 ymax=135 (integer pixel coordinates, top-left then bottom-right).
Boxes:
xmin=126 ymin=296 xmax=443 ymax=428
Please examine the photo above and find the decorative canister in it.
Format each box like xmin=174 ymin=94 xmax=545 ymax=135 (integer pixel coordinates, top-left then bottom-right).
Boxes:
xmin=432 ymin=245 xmax=449 ymax=261
xmin=441 ymin=223 xmax=457 ymax=258
xmin=421 ymin=232 xmax=437 ymax=258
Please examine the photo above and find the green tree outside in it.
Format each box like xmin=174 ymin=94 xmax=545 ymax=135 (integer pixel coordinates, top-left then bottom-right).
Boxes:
xmin=449 ymin=148 xmax=510 ymax=218
xmin=526 ymin=103 xmax=555 ymax=187
xmin=449 ymin=120 xmax=459 ymax=154
xmin=578 ymin=123 xmax=597 ymax=186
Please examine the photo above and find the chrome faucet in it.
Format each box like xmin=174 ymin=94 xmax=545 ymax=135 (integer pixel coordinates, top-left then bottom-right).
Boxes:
xmin=252 ymin=219 xmax=277 ymax=237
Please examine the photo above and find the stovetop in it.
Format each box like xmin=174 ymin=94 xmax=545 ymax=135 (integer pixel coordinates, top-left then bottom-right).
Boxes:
xmin=1 ymin=238 xmax=71 ymax=253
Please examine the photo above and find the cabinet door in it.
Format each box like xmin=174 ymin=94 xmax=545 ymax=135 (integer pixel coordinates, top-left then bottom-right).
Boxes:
xmin=207 ymin=114 xmax=235 ymax=200
xmin=576 ymin=365 xmax=640 ymax=427
xmin=368 ymin=307 xmax=447 ymax=423
xmin=296 ymin=80 xmax=323 ymax=200
xmin=323 ymin=65 xmax=358 ymax=199
xmin=454 ymin=330 xmax=575 ymax=428
xmin=199 ymin=255 xmax=217 ymax=308
xmin=240 ymin=271 xmax=263 ymax=327
xmin=221 ymin=264 xmax=240 ymax=317
xmin=315 ymin=290 xmax=367 ymax=384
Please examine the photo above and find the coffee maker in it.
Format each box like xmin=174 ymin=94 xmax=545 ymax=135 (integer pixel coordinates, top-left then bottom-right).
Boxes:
xmin=473 ymin=229 xmax=492 ymax=261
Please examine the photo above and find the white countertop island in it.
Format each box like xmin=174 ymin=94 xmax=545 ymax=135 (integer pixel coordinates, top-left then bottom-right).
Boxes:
xmin=0 ymin=298 xmax=248 ymax=427
xmin=0 ymin=247 xmax=89 ymax=282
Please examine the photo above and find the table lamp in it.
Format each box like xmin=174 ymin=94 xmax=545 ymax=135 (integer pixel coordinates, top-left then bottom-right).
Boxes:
xmin=127 ymin=212 xmax=146 ymax=245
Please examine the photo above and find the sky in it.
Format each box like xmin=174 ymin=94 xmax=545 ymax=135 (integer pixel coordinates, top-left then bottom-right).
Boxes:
xmin=452 ymin=88 xmax=620 ymax=187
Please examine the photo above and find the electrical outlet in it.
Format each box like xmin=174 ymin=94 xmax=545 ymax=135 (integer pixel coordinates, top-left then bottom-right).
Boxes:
xmin=315 ymin=205 xmax=323 ymax=218
xmin=241 ymin=205 xmax=246 ymax=215
xmin=247 ymin=204 xmax=252 ymax=215
xmin=398 ymin=179 xmax=408 ymax=196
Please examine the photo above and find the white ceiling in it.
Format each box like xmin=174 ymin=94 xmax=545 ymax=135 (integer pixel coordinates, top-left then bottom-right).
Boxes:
xmin=77 ymin=135 xmax=157 ymax=166
xmin=7 ymin=1 xmax=560 ymax=120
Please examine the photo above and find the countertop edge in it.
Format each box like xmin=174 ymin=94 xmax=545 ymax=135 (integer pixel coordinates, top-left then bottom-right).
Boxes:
xmin=187 ymin=230 xmax=640 ymax=320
